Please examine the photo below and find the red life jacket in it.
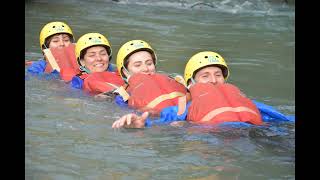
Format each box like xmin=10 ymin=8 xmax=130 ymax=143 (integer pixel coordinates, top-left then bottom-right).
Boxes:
xmin=126 ymin=73 xmax=187 ymax=114
xmin=187 ymin=83 xmax=263 ymax=125
xmin=79 ymin=71 xmax=125 ymax=95
xmin=44 ymin=44 xmax=80 ymax=82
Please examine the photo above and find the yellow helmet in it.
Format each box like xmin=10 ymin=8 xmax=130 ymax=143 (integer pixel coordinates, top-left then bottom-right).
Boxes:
xmin=116 ymin=40 xmax=157 ymax=79
xmin=39 ymin=21 xmax=74 ymax=50
xmin=75 ymin=33 xmax=112 ymax=66
xmin=184 ymin=51 xmax=229 ymax=85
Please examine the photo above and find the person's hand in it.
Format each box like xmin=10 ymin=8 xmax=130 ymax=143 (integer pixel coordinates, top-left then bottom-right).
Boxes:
xmin=112 ymin=112 xmax=149 ymax=129
xmin=94 ymin=91 xmax=116 ymax=102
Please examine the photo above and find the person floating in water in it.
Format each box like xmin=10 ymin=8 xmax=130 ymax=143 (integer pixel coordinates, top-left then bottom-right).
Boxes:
xmin=95 ymin=39 xmax=188 ymax=113
xmin=112 ymin=51 xmax=294 ymax=129
xmin=26 ymin=21 xmax=78 ymax=79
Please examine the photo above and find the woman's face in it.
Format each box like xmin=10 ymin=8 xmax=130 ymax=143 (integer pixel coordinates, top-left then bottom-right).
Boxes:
xmin=80 ymin=46 xmax=110 ymax=73
xmin=123 ymin=51 xmax=156 ymax=77
xmin=48 ymin=33 xmax=72 ymax=48
xmin=194 ymin=66 xmax=225 ymax=85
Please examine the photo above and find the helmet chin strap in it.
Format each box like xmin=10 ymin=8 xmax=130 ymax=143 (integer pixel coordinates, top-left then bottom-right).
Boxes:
xmin=79 ymin=66 xmax=91 ymax=74
xmin=191 ymin=77 xmax=196 ymax=84
xmin=80 ymin=64 xmax=111 ymax=74
xmin=187 ymin=77 xmax=196 ymax=89
xmin=122 ymin=66 xmax=131 ymax=83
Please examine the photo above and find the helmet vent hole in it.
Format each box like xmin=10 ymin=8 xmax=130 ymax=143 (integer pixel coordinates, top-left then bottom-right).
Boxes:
xmin=52 ymin=26 xmax=56 ymax=28
xmin=98 ymin=36 xmax=101 ymax=39
xmin=205 ymin=56 xmax=208 ymax=58
xmin=130 ymin=43 xmax=134 ymax=45
xmin=89 ymin=37 xmax=92 ymax=40
xmin=62 ymin=25 xmax=64 ymax=27
xmin=216 ymin=55 xmax=219 ymax=58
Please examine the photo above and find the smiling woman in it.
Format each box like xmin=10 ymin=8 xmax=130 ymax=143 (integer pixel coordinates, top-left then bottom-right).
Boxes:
xmin=70 ymin=32 xmax=125 ymax=95
xmin=75 ymin=33 xmax=113 ymax=74
xmin=81 ymin=46 xmax=110 ymax=72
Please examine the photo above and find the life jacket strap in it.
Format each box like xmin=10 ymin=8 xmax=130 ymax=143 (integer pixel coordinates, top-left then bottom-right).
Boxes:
xmin=112 ymin=85 xmax=130 ymax=101
xmin=43 ymin=48 xmax=60 ymax=72
xmin=200 ymin=106 xmax=259 ymax=122
xmin=177 ymin=96 xmax=186 ymax=115
xmin=145 ymin=92 xmax=185 ymax=109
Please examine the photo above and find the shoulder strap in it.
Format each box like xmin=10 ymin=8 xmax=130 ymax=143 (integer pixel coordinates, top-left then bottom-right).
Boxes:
xmin=43 ymin=48 xmax=60 ymax=72
xmin=168 ymin=73 xmax=186 ymax=87
xmin=113 ymin=85 xmax=130 ymax=101
xmin=177 ymin=92 xmax=191 ymax=115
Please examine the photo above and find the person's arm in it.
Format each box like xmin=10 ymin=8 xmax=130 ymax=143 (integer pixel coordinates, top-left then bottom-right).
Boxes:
xmin=253 ymin=100 xmax=295 ymax=122
xmin=71 ymin=76 xmax=84 ymax=89
xmin=107 ymin=63 xmax=117 ymax=72
xmin=112 ymin=102 xmax=190 ymax=129
xmin=85 ymin=80 xmax=118 ymax=94
xmin=114 ymin=94 xmax=128 ymax=107
xmin=26 ymin=59 xmax=47 ymax=74
xmin=93 ymin=84 xmax=130 ymax=105
xmin=148 ymin=103 xmax=190 ymax=126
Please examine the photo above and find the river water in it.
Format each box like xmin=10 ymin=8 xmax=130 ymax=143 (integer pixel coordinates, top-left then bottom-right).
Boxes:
xmin=25 ymin=0 xmax=295 ymax=179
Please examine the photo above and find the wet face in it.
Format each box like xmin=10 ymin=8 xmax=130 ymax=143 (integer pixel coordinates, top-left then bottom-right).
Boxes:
xmin=80 ymin=46 xmax=110 ymax=73
xmin=47 ymin=33 xmax=72 ymax=48
xmin=123 ymin=51 xmax=156 ymax=77
xmin=194 ymin=66 xmax=225 ymax=85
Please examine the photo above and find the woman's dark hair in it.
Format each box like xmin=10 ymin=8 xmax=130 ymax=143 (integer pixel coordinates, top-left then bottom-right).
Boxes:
xmin=43 ymin=33 xmax=74 ymax=49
